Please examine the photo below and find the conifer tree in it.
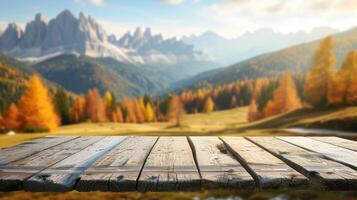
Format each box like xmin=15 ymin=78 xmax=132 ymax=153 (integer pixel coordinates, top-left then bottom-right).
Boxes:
xmin=70 ymin=95 xmax=86 ymax=123
xmin=18 ymin=75 xmax=59 ymax=132
xmin=329 ymin=51 xmax=357 ymax=105
xmin=85 ymin=89 xmax=107 ymax=122
xmin=144 ymin=103 xmax=155 ymax=122
xmin=53 ymin=89 xmax=70 ymax=125
xmin=304 ymin=36 xmax=336 ymax=107
xmin=168 ymin=95 xmax=185 ymax=126
xmin=3 ymin=103 xmax=19 ymax=131
xmin=264 ymin=71 xmax=302 ymax=117
xmin=203 ymin=97 xmax=215 ymax=113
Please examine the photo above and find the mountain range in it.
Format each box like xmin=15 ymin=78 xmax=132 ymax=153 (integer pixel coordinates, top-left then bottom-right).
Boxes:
xmin=0 ymin=10 xmax=216 ymax=72
xmin=0 ymin=10 xmax=219 ymax=97
xmin=182 ymin=27 xmax=339 ymax=65
xmin=174 ymin=27 xmax=357 ymax=91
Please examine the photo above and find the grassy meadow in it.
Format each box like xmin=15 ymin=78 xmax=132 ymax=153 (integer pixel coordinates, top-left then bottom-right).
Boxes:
xmin=1 ymin=106 xmax=357 ymax=148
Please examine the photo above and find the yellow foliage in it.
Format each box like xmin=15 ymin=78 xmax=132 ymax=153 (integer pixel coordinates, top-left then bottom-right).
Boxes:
xmin=18 ymin=75 xmax=59 ymax=131
xmin=144 ymin=103 xmax=155 ymax=122
xmin=264 ymin=71 xmax=302 ymax=117
xmin=304 ymin=36 xmax=336 ymax=107
xmin=329 ymin=50 xmax=357 ymax=105
xmin=203 ymin=97 xmax=215 ymax=113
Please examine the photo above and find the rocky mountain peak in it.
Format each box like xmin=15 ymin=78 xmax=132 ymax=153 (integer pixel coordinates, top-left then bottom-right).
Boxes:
xmin=20 ymin=12 xmax=47 ymax=48
xmin=0 ymin=23 xmax=23 ymax=51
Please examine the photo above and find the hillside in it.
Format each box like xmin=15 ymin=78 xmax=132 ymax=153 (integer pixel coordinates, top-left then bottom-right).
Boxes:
xmin=0 ymin=53 xmax=31 ymax=113
xmin=175 ymin=27 xmax=357 ymax=91
xmin=33 ymin=55 xmax=165 ymax=98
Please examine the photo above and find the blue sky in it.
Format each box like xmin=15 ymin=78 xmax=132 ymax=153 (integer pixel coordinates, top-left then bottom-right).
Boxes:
xmin=0 ymin=0 xmax=356 ymax=38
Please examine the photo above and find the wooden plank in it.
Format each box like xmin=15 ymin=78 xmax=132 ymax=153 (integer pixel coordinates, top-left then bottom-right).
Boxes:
xmin=0 ymin=136 xmax=78 ymax=165
xmin=189 ymin=136 xmax=254 ymax=189
xmin=76 ymin=136 xmax=158 ymax=192
xmin=221 ymin=137 xmax=309 ymax=188
xmin=248 ymin=137 xmax=357 ymax=190
xmin=24 ymin=136 xmax=126 ymax=192
xmin=137 ymin=137 xmax=201 ymax=192
xmin=278 ymin=137 xmax=357 ymax=170
xmin=309 ymin=137 xmax=357 ymax=152
xmin=0 ymin=136 xmax=103 ymax=191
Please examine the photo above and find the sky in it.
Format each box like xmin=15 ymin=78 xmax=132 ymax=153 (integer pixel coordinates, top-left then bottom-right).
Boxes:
xmin=0 ymin=0 xmax=356 ymax=39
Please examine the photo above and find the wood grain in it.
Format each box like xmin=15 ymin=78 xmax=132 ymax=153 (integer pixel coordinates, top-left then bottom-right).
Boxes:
xmin=76 ymin=136 xmax=158 ymax=192
xmin=221 ymin=137 xmax=309 ymax=188
xmin=24 ymin=136 xmax=126 ymax=192
xmin=189 ymin=136 xmax=254 ymax=189
xmin=278 ymin=137 xmax=357 ymax=170
xmin=0 ymin=136 xmax=102 ymax=191
xmin=137 ymin=137 xmax=201 ymax=192
xmin=309 ymin=137 xmax=357 ymax=152
xmin=248 ymin=137 xmax=357 ymax=190
xmin=0 ymin=136 xmax=77 ymax=165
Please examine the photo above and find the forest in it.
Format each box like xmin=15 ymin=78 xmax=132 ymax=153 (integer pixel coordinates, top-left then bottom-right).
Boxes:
xmin=0 ymin=36 xmax=356 ymax=133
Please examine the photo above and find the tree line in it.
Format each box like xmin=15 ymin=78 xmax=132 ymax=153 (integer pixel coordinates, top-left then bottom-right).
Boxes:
xmin=248 ymin=36 xmax=357 ymax=121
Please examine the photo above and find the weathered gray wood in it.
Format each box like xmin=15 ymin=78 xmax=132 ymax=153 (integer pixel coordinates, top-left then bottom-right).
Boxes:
xmin=221 ymin=137 xmax=309 ymax=188
xmin=24 ymin=136 xmax=126 ymax=192
xmin=76 ymin=136 xmax=158 ymax=192
xmin=137 ymin=137 xmax=201 ymax=192
xmin=248 ymin=137 xmax=357 ymax=190
xmin=0 ymin=136 xmax=102 ymax=191
xmin=309 ymin=137 xmax=357 ymax=152
xmin=278 ymin=137 xmax=357 ymax=170
xmin=189 ymin=136 xmax=254 ymax=189
xmin=0 ymin=136 xmax=77 ymax=165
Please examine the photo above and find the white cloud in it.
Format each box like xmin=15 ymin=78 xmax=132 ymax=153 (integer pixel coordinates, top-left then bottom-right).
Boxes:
xmin=75 ymin=0 xmax=105 ymax=6
xmin=159 ymin=0 xmax=185 ymax=5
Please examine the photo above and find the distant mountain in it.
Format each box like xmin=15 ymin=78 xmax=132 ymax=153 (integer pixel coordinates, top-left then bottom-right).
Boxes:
xmin=0 ymin=10 xmax=217 ymax=80
xmin=32 ymin=54 xmax=165 ymax=98
xmin=182 ymin=27 xmax=339 ymax=65
xmin=174 ymin=27 xmax=357 ymax=91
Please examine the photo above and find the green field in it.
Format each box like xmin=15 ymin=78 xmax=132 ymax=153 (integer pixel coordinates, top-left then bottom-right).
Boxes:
xmin=0 ymin=107 xmax=356 ymax=200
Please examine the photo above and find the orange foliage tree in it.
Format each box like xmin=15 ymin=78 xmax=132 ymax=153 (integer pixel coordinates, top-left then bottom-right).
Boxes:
xmin=304 ymin=36 xmax=336 ymax=107
xmin=3 ymin=103 xmax=19 ymax=131
xmin=168 ymin=95 xmax=185 ymax=126
xmin=264 ymin=71 xmax=302 ymax=117
xmin=18 ymin=75 xmax=59 ymax=132
xmin=85 ymin=89 xmax=107 ymax=122
xmin=203 ymin=96 xmax=215 ymax=113
xmin=70 ymin=95 xmax=86 ymax=123
xmin=329 ymin=50 xmax=357 ymax=105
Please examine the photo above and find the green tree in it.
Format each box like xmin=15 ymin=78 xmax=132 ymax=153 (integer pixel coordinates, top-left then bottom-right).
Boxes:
xmin=53 ymin=89 xmax=71 ymax=125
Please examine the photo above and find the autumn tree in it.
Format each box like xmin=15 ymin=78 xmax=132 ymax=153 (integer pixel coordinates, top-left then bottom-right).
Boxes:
xmin=247 ymin=100 xmax=261 ymax=122
xmin=103 ymin=91 xmax=115 ymax=121
xmin=168 ymin=95 xmax=185 ymax=126
xmin=304 ymin=36 xmax=336 ymax=107
xmin=112 ymin=106 xmax=124 ymax=123
xmin=70 ymin=95 xmax=86 ymax=123
xmin=85 ymin=89 xmax=107 ymax=122
xmin=329 ymin=50 xmax=357 ymax=105
xmin=144 ymin=103 xmax=155 ymax=122
xmin=3 ymin=103 xmax=19 ymax=131
xmin=18 ymin=75 xmax=59 ymax=132
xmin=264 ymin=71 xmax=302 ymax=117
xmin=203 ymin=96 xmax=215 ymax=113
xmin=53 ymin=89 xmax=70 ymax=125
